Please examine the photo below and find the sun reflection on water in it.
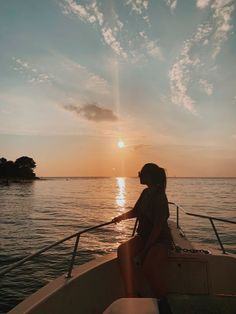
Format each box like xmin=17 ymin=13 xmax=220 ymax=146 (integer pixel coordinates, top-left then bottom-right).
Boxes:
xmin=115 ymin=177 xmax=126 ymax=210
xmin=114 ymin=177 xmax=135 ymax=239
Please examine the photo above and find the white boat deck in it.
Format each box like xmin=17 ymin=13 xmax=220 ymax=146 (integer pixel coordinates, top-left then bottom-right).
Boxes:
xmin=7 ymin=219 xmax=236 ymax=314
xmin=103 ymin=298 xmax=160 ymax=314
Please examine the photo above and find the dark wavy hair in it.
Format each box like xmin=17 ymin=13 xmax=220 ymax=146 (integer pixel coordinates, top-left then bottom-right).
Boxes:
xmin=140 ymin=163 xmax=167 ymax=190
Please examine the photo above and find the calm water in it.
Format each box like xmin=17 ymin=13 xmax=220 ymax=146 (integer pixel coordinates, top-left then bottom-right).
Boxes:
xmin=0 ymin=177 xmax=236 ymax=313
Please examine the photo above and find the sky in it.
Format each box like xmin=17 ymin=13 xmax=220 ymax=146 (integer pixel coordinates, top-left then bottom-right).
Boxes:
xmin=0 ymin=0 xmax=236 ymax=177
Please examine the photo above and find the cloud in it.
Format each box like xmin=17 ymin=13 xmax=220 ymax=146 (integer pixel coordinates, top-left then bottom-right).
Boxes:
xmin=83 ymin=73 xmax=110 ymax=95
xmin=125 ymin=0 xmax=149 ymax=15
xmin=61 ymin=0 xmax=102 ymax=24
xmin=195 ymin=0 xmax=234 ymax=58
xmin=169 ymin=23 xmax=212 ymax=113
xmin=113 ymin=11 xmax=124 ymax=30
xmin=165 ymin=0 xmax=177 ymax=10
xmin=196 ymin=0 xmax=211 ymax=9
xmin=12 ymin=54 xmax=110 ymax=100
xmin=169 ymin=62 xmax=196 ymax=113
xmin=61 ymin=0 xmax=128 ymax=60
xmin=146 ymin=41 xmax=162 ymax=59
xmin=101 ymin=26 xmax=128 ymax=59
xmin=58 ymin=54 xmax=110 ymax=95
xmin=211 ymin=0 xmax=234 ymax=58
xmin=132 ymin=144 xmax=152 ymax=150
xmin=125 ymin=0 xmax=151 ymax=26
xmin=139 ymin=32 xmax=163 ymax=60
xmin=199 ymin=79 xmax=213 ymax=95
xmin=13 ymin=57 xmax=55 ymax=84
xmin=63 ymin=103 xmax=118 ymax=122
xmin=60 ymin=0 xmax=161 ymax=63
xmin=165 ymin=1 xmax=233 ymax=113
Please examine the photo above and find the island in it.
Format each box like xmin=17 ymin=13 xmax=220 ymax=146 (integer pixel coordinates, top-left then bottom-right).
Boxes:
xmin=0 ymin=156 xmax=39 ymax=183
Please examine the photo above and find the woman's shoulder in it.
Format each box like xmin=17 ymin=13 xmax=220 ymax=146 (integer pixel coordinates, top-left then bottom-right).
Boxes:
xmin=141 ymin=187 xmax=149 ymax=195
xmin=141 ymin=188 xmax=168 ymax=202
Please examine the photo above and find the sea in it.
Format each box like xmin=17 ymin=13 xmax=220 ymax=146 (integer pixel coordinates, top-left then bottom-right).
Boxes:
xmin=0 ymin=177 xmax=236 ymax=313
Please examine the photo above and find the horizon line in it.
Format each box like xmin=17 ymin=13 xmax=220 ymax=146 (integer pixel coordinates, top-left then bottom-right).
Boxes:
xmin=38 ymin=176 xmax=236 ymax=179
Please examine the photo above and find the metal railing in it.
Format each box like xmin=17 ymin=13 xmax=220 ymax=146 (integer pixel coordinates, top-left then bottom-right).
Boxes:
xmin=169 ymin=202 xmax=236 ymax=254
xmin=0 ymin=220 xmax=115 ymax=279
xmin=0 ymin=202 xmax=235 ymax=279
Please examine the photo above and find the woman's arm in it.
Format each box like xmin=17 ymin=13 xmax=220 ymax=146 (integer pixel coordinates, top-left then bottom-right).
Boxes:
xmin=113 ymin=189 xmax=145 ymax=223
xmin=113 ymin=208 xmax=137 ymax=223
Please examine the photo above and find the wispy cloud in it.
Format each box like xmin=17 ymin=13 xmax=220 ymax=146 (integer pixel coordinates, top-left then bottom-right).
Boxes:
xmin=125 ymin=0 xmax=151 ymax=26
xmin=211 ymin=0 xmax=234 ymax=58
xmin=125 ymin=0 xmax=149 ymax=15
xmin=58 ymin=54 xmax=110 ymax=95
xmin=139 ymin=32 xmax=163 ymax=60
xmin=83 ymin=73 xmax=110 ymax=95
xmin=61 ymin=0 xmax=103 ymax=24
xmin=196 ymin=0 xmax=211 ymax=9
xmin=115 ymin=143 xmax=154 ymax=152
xmin=196 ymin=0 xmax=235 ymax=58
xmin=60 ymin=0 xmax=164 ymax=63
xmin=13 ymin=57 xmax=55 ymax=84
xmin=169 ymin=23 xmax=213 ymax=113
xmin=101 ymin=26 xmax=128 ymax=59
xmin=165 ymin=0 xmax=177 ymax=10
xmin=132 ymin=143 xmax=152 ymax=150
xmin=13 ymin=52 xmax=110 ymax=98
xmin=61 ymin=0 xmax=128 ymax=59
xmin=169 ymin=61 xmax=196 ymax=113
xmin=199 ymin=79 xmax=213 ymax=95
xmin=169 ymin=0 xmax=234 ymax=113
xmin=63 ymin=103 xmax=118 ymax=122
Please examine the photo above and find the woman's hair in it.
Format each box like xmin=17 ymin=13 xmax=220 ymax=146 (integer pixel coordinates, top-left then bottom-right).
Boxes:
xmin=140 ymin=163 xmax=167 ymax=190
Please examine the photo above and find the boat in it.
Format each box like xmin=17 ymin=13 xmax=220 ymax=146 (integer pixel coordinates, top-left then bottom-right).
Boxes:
xmin=1 ymin=202 xmax=235 ymax=314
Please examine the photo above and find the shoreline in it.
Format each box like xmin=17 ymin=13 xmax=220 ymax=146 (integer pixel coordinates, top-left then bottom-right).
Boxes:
xmin=0 ymin=177 xmax=40 ymax=184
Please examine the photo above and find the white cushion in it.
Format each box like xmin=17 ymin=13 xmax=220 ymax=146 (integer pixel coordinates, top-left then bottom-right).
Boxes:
xmin=103 ymin=298 xmax=160 ymax=314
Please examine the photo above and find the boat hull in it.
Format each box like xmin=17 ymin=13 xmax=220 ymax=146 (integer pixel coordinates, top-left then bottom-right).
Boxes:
xmin=8 ymin=221 xmax=236 ymax=313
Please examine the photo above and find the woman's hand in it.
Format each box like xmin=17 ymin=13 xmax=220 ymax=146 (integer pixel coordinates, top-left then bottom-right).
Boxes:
xmin=112 ymin=208 xmax=134 ymax=224
xmin=112 ymin=215 xmax=124 ymax=224
xmin=112 ymin=207 xmax=136 ymax=223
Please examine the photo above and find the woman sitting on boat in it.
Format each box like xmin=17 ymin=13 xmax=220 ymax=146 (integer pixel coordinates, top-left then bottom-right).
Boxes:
xmin=113 ymin=163 xmax=172 ymax=298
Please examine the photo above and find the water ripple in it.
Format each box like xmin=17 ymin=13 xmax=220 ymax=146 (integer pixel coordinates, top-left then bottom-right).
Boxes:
xmin=0 ymin=177 xmax=235 ymax=313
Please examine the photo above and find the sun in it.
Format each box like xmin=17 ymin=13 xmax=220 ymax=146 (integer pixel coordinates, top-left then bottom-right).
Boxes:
xmin=117 ymin=139 xmax=125 ymax=149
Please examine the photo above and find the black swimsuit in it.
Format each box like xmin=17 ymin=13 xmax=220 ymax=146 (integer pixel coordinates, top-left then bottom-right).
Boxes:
xmin=133 ymin=187 xmax=172 ymax=247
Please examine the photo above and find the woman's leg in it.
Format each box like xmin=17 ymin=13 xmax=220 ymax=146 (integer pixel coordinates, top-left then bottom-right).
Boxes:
xmin=142 ymin=244 xmax=169 ymax=298
xmin=117 ymin=236 xmax=145 ymax=297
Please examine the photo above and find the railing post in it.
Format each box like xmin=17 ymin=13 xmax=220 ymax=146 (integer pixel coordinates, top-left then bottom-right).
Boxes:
xmin=132 ymin=218 xmax=138 ymax=237
xmin=66 ymin=234 xmax=81 ymax=278
xmin=209 ymin=218 xmax=226 ymax=254
xmin=177 ymin=206 xmax=180 ymax=229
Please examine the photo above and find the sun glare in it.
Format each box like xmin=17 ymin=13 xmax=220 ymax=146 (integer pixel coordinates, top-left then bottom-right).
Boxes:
xmin=117 ymin=139 xmax=125 ymax=149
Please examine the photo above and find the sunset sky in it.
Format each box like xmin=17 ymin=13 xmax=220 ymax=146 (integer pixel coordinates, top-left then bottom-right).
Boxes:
xmin=0 ymin=0 xmax=236 ymax=177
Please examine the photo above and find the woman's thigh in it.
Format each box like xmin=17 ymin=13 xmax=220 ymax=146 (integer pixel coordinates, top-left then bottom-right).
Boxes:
xmin=142 ymin=243 xmax=169 ymax=273
xmin=117 ymin=236 xmax=146 ymax=258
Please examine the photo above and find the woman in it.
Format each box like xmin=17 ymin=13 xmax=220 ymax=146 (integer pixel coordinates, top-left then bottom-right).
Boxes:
xmin=113 ymin=163 xmax=172 ymax=298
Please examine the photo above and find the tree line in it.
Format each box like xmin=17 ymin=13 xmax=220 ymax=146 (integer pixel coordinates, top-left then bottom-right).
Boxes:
xmin=0 ymin=156 xmax=37 ymax=180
